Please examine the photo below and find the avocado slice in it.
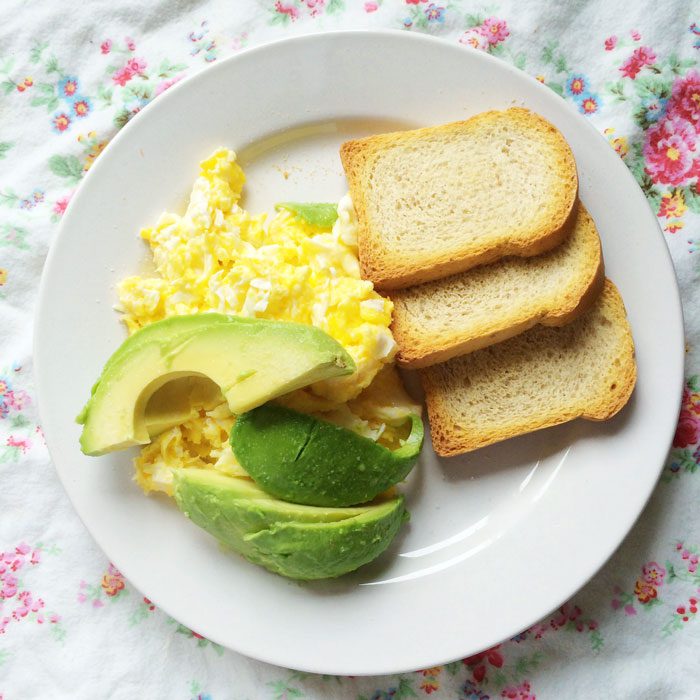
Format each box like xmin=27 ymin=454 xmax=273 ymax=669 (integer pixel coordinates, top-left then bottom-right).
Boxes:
xmin=231 ymin=404 xmax=423 ymax=507
xmin=274 ymin=202 xmax=339 ymax=228
xmin=78 ymin=314 xmax=355 ymax=456
xmin=172 ymin=469 xmax=408 ymax=580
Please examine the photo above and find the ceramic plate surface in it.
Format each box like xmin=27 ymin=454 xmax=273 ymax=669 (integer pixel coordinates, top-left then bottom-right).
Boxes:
xmin=34 ymin=31 xmax=684 ymax=675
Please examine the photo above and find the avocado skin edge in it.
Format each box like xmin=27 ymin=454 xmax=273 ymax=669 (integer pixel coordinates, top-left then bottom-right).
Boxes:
xmin=172 ymin=469 xmax=408 ymax=580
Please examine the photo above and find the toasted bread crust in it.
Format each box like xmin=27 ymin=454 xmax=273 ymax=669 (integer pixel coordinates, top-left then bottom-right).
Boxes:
xmin=340 ymin=108 xmax=578 ymax=290
xmin=390 ymin=202 xmax=605 ymax=368
xmin=420 ymin=280 xmax=636 ymax=456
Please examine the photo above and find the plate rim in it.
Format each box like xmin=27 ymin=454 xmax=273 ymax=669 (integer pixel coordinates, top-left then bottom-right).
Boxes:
xmin=33 ymin=28 xmax=685 ymax=675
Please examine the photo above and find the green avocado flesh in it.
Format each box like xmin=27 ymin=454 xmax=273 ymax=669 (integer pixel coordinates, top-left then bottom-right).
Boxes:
xmin=274 ymin=202 xmax=339 ymax=228
xmin=172 ymin=469 xmax=408 ymax=580
xmin=231 ymin=404 xmax=423 ymax=507
xmin=77 ymin=314 xmax=355 ymax=456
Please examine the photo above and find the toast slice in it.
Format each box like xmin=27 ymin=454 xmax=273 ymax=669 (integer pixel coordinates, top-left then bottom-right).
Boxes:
xmin=340 ymin=108 xmax=578 ymax=290
xmin=421 ymin=279 xmax=636 ymax=456
xmin=390 ymin=201 xmax=604 ymax=368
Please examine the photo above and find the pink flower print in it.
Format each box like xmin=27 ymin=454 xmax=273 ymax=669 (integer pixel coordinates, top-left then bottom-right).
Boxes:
xmin=7 ymin=389 xmax=30 ymax=411
xmin=30 ymin=549 xmax=41 ymax=565
xmin=604 ymin=35 xmax=617 ymax=51
xmin=274 ymin=1 xmax=300 ymax=19
xmin=480 ymin=17 xmax=510 ymax=45
xmin=551 ymin=602 xmax=582 ymax=628
xmin=463 ymin=645 xmax=504 ymax=684
xmin=2 ymin=574 xmax=19 ymax=599
xmin=6 ymin=435 xmax=30 ymax=453
xmin=501 ymin=680 xmax=535 ymax=700
xmin=459 ymin=29 xmax=488 ymax=51
xmin=667 ymin=70 xmax=700 ymax=127
xmin=677 ymin=604 xmax=692 ymax=622
xmin=112 ymin=57 xmax=145 ymax=86
xmin=231 ymin=32 xmax=248 ymax=51
xmin=155 ymin=74 xmax=183 ymax=96
xmin=624 ymin=603 xmax=637 ymax=616
xmin=15 ymin=543 xmax=30 ymax=556
xmin=4 ymin=391 xmax=15 ymax=408
xmin=620 ymin=46 xmax=656 ymax=79
xmin=644 ymin=116 xmax=699 ymax=186
xmin=405 ymin=0 xmax=428 ymax=4
xmin=126 ymin=57 xmax=147 ymax=75
xmin=125 ymin=36 xmax=136 ymax=51
xmin=100 ymin=39 xmax=112 ymax=54
xmin=642 ymin=561 xmax=666 ymax=586
xmin=305 ymin=0 xmax=325 ymax=16
xmin=684 ymin=552 xmax=700 ymax=574
xmin=620 ymin=61 xmax=640 ymax=80
xmin=53 ymin=193 xmax=72 ymax=217
xmin=364 ymin=1 xmax=379 ymax=11
xmin=631 ymin=29 xmax=641 ymax=41
xmin=112 ymin=66 xmax=132 ymax=86
xmin=12 ymin=591 xmax=44 ymax=620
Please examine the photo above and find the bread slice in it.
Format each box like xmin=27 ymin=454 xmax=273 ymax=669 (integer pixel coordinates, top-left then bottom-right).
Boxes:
xmin=390 ymin=201 xmax=604 ymax=368
xmin=340 ymin=108 xmax=578 ymax=290
xmin=421 ymin=279 xmax=636 ymax=456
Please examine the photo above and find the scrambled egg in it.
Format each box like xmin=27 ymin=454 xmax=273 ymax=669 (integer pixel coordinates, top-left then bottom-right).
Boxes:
xmin=117 ymin=149 xmax=395 ymax=406
xmin=117 ymin=148 xmax=418 ymax=495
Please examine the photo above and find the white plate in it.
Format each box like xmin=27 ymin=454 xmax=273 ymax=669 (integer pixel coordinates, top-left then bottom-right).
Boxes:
xmin=34 ymin=31 xmax=684 ymax=675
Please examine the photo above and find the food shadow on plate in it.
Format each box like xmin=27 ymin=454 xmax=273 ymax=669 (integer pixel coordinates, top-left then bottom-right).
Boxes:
xmin=297 ymin=480 xmax=423 ymax=595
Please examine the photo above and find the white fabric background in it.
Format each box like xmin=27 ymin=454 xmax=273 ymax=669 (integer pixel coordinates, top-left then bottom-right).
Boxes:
xmin=1 ymin=2 xmax=699 ymax=698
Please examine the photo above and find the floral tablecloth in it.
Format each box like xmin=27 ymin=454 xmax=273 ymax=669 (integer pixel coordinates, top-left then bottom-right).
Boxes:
xmin=2 ymin=1 xmax=699 ymax=698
